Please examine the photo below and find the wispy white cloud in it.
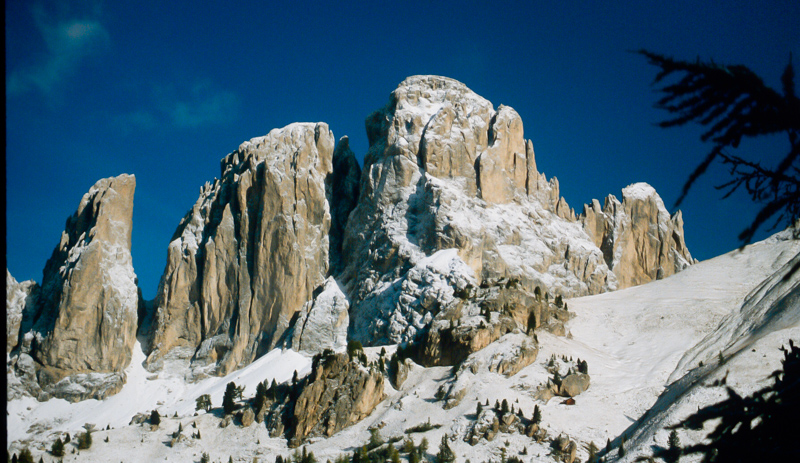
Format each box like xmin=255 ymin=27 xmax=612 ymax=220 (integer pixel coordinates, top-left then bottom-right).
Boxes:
xmin=114 ymin=81 xmax=240 ymax=133
xmin=7 ymin=4 xmax=110 ymax=97
xmin=168 ymin=82 xmax=240 ymax=129
xmin=112 ymin=110 xmax=159 ymax=135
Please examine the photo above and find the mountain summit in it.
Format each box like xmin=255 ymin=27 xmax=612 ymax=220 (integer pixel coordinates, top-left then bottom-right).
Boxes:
xmin=343 ymin=75 xmax=692 ymax=344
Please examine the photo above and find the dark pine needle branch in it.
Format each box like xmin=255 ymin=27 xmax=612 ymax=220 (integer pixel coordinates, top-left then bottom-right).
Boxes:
xmin=638 ymin=50 xmax=800 ymax=244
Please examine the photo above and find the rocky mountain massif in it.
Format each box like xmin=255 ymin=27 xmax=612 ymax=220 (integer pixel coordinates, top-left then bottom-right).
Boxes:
xmin=8 ymin=76 xmax=703 ymax=458
xmin=8 ymin=225 xmax=798 ymax=463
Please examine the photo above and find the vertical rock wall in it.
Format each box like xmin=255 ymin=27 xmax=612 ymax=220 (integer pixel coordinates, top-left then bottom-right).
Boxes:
xmin=146 ymin=123 xmax=360 ymax=375
xmin=9 ymin=174 xmax=139 ymax=401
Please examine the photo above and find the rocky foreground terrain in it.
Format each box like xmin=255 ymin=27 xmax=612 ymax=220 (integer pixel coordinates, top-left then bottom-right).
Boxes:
xmin=7 ymin=76 xmax=797 ymax=462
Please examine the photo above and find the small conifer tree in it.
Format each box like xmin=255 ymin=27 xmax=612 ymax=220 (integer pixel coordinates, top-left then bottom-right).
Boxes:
xmin=419 ymin=437 xmax=429 ymax=455
xmin=150 ymin=409 xmax=161 ymax=425
xmin=533 ymin=405 xmax=542 ymax=424
xmin=255 ymin=381 xmax=267 ymax=408
xmin=368 ymin=428 xmax=384 ymax=449
xmin=347 ymin=340 xmax=363 ymax=361
xmin=585 ymin=441 xmax=599 ymax=463
xmin=435 ymin=435 xmax=456 ymax=463
xmin=353 ymin=446 xmax=368 ymax=463
xmin=388 ymin=443 xmax=401 ymax=463
xmin=196 ymin=394 xmax=212 ymax=412
xmin=579 ymin=359 xmax=589 ymax=374
xmin=501 ymin=399 xmax=509 ymax=415
xmin=666 ymin=429 xmax=681 ymax=463
xmin=223 ymin=382 xmax=237 ymax=415
xmin=17 ymin=449 xmax=33 ymax=463
xmin=77 ymin=430 xmax=92 ymax=450
xmin=51 ymin=437 xmax=65 ymax=456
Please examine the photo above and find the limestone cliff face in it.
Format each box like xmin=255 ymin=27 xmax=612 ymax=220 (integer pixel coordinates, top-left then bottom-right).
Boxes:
xmin=146 ymin=123 xmax=357 ymax=376
xmin=11 ymin=174 xmax=139 ymax=400
xmin=6 ymin=271 xmax=39 ymax=353
xmin=580 ymin=183 xmax=694 ymax=289
xmin=342 ymin=76 xmax=612 ymax=345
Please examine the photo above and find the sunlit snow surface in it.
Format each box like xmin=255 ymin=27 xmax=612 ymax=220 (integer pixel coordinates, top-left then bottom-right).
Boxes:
xmin=7 ymin=347 xmax=311 ymax=450
xmin=7 ymin=231 xmax=799 ymax=462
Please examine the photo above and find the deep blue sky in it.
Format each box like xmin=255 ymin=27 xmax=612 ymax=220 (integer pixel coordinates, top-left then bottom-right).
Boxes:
xmin=7 ymin=1 xmax=800 ymax=299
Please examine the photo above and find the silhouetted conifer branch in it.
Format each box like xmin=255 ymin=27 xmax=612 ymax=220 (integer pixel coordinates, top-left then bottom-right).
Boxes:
xmin=639 ymin=50 xmax=800 ymax=244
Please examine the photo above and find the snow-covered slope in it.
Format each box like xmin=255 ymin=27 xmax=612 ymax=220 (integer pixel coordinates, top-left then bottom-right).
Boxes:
xmin=7 ymin=229 xmax=798 ymax=462
xmin=555 ymin=226 xmax=799 ymax=461
xmin=7 ymin=343 xmax=311 ymax=451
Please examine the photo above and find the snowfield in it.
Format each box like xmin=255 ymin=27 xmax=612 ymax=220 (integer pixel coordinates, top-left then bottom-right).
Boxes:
xmin=7 ymin=229 xmax=799 ymax=462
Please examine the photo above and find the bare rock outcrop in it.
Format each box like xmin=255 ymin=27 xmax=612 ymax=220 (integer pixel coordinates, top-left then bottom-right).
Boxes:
xmin=581 ymin=182 xmax=693 ymax=288
xmin=146 ymin=123 xmax=357 ymax=376
xmin=343 ymin=76 xmax=612 ymax=345
xmin=468 ymin=404 xmax=539 ymax=444
xmin=439 ymin=332 xmax=539 ymax=409
xmin=6 ymin=270 xmax=39 ymax=353
xmin=417 ymin=314 xmax=517 ymax=368
xmin=559 ymin=373 xmax=591 ymax=397
xmin=10 ymin=175 xmax=139 ymax=401
xmin=290 ymin=352 xmax=385 ymax=443
xmin=412 ymin=282 xmax=565 ymax=368
xmin=240 ymin=407 xmax=255 ymax=427
xmin=291 ymin=277 xmax=349 ymax=356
